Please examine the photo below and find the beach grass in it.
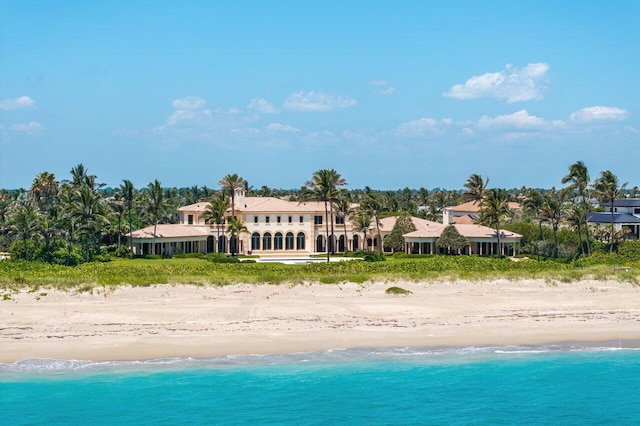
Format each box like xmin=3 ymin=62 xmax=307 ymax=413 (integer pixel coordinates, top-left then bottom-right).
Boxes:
xmin=0 ymin=255 xmax=638 ymax=291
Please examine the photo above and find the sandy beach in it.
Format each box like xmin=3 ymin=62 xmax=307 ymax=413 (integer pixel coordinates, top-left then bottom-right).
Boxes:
xmin=2 ymin=279 xmax=640 ymax=362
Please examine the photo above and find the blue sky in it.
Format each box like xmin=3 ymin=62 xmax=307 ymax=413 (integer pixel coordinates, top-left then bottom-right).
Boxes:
xmin=1 ymin=1 xmax=638 ymax=191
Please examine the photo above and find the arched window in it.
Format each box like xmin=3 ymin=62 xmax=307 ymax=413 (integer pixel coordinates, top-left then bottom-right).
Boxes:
xmin=285 ymin=232 xmax=294 ymax=250
xmin=207 ymin=236 xmax=215 ymax=253
xmin=251 ymin=233 xmax=260 ymax=251
xmin=274 ymin=232 xmax=283 ymax=250
xmin=338 ymin=235 xmax=345 ymax=252
xmin=316 ymin=235 xmax=325 ymax=253
xmin=297 ymin=232 xmax=305 ymax=250
xmin=263 ymin=232 xmax=272 ymax=250
xmin=218 ymin=236 xmax=227 ymax=253
xmin=353 ymin=235 xmax=359 ymax=251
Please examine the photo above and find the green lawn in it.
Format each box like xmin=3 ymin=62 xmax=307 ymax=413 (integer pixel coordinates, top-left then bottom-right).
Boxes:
xmin=0 ymin=254 xmax=638 ymax=294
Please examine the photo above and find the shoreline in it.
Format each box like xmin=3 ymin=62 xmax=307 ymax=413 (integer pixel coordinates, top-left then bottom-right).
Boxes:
xmin=2 ymin=279 xmax=640 ymax=363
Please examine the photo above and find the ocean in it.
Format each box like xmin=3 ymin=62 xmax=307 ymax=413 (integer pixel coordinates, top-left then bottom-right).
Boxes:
xmin=1 ymin=345 xmax=639 ymax=425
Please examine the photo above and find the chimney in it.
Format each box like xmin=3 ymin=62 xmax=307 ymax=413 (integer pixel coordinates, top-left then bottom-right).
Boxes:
xmin=443 ymin=208 xmax=453 ymax=225
xmin=234 ymin=187 xmax=246 ymax=209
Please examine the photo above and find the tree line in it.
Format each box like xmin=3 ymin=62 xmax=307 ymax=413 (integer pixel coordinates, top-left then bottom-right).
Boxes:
xmin=0 ymin=162 xmax=636 ymax=264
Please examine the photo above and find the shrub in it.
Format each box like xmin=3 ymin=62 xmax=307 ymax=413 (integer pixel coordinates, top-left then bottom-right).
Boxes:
xmin=619 ymin=241 xmax=640 ymax=261
xmin=385 ymin=286 xmax=412 ymax=295
xmin=364 ymin=253 xmax=385 ymax=262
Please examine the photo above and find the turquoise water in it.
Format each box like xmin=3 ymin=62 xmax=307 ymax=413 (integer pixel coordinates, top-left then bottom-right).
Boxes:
xmin=2 ymin=346 xmax=640 ymax=425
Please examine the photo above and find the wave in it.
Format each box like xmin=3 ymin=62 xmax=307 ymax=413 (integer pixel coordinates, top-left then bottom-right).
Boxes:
xmin=2 ymin=341 xmax=639 ymax=375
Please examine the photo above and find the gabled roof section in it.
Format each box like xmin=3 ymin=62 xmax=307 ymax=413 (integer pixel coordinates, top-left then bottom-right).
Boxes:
xmin=130 ymin=224 xmax=210 ymax=239
xmin=403 ymin=223 xmax=522 ymax=239
xmin=177 ymin=202 xmax=211 ymax=212
xmin=377 ymin=215 xmax=440 ymax=232
xmin=587 ymin=212 xmax=640 ymax=224
xmin=445 ymin=200 xmax=521 ymax=213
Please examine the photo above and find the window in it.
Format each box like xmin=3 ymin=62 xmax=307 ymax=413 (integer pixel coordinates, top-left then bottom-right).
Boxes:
xmin=254 ymin=216 xmax=259 ymax=224
xmin=285 ymin=232 xmax=294 ymax=250
xmin=277 ymin=216 xmax=281 ymax=223
xmin=266 ymin=216 xmax=270 ymax=223
xmin=299 ymin=216 xmax=304 ymax=223
xmin=274 ymin=232 xmax=283 ymax=250
xmin=336 ymin=216 xmax=344 ymax=225
xmin=188 ymin=215 xmax=194 ymax=225
xmin=288 ymin=216 xmax=293 ymax=223
xmin=296 ymin=232 xmax=305 ymax=250
xmin=314 ymin=215 xmax=323 ymax=225
xmin=251 ymin=233 xmax=260 ymax=250
xmin=263 ymin=233 xmax=272 ymax=250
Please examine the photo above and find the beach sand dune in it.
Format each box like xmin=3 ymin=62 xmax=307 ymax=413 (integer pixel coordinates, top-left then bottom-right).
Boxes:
xmin=2 ymin=279 xmax=639 ymax=362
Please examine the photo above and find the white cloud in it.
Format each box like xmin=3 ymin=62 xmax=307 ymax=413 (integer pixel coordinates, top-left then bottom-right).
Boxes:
xmin=247 ymin=97 xmax=279 ymax=114
xmin=172 ymin=96 xmax=206 ymax=110
xmin=284 ymin=91 xmax=357 ymax=112
xmin=396 ymin=117 xmax=453 ymax=137
xmin=0 ymin=96 xmax=36 ymax=110
xmin=443 ymin=63 xmax=550 ymax=103
xmin=568 ymin=106 xmax=630 ymax=123
xmin=9 ymin=121 xmax=43 ymax=134
xmin=266 ymin=123 xmax=300 ymax=133
xmin=370 ymin=79 xmax=397 ymax=96
xmin=476 ymin=110 xmax=550 ymax=130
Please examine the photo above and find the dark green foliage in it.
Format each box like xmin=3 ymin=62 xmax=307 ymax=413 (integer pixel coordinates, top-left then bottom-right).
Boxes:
xmin=384 ymin=214 xmax=417 ymax=253
xmin=619 ymin=241 xmax=640 ymax=261
xmin=364 ymin=252 xmax=386 ymax=262
xmin=204 ymin=253 xmax=240 ymax=263
xmin=385 ymin=286 xmax=412 ymax=295
xmin=436 ymin=225 xmax=470 ymax=254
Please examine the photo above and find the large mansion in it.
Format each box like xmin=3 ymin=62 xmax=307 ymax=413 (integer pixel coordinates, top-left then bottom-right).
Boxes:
xmin=129 ymin=188 xmax=522 ymax=257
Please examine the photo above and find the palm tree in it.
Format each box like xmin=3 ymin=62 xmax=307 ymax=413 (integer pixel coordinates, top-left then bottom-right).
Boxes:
xmin=120 ymin=180 xmax=136 ymax=258
xmin=66 ymin=184 xmax=107 ymax=262
xmin=202 ymin=192 xmax=230 ymax=253
xmin=593 ymin=170 xmax=627 ymax=252
xmin=334 ymin=191 xmax=353 ymax=252
xmin=540 ymin=193 xmax=564 ymax=258
xmin=299 ymin=169 xmax=347 ymax=262
xmin=566 ymin=204 xmax=586 ymax=256
xmin=218 ymin=173 xmax=246 ymax=217
xmin=523 ymin=189 xmax=545 ymax=242
xmin=352 ymin=212 xmax=372 ymax=251
xmin=360 ymin=193 xmax=385 ymax=253
xmin=109 ymin=198 xmax=126 ymax=257
xmin=147 ymin=179 xmax=166 ymax=255
xmin=462 ymin=173 xmax=490 ymax=204
xmin=479 ymin=188 xmax=511 ymax=257
xmin=7 ymin=202 xmax=37 ymax=260
xmin=30 ymin=171 xmax=59 ymax=213
xmin=226 ymin=217 xmax=248 ymax=256
xmin=561 ymin=161 xmax=591 ymax=255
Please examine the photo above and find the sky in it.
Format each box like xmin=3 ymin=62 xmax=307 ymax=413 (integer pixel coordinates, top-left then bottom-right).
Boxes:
xmin=1 ymin=0 xmax=638 ymax=191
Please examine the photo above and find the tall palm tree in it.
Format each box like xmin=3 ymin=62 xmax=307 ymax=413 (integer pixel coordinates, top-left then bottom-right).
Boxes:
xmin=479 ymin=188 xmax=511 ymax=257
xmin=226 ymin=217 xmax=248 ymax=256
xmin=523 ymin=188 xmax=545 ymax=242
xmin=30 ymin=171 xmax=59 ymax=213
xmin=566 ymin=204 xmax=586 ymax=256
xmin=561 ymin=161 xmax=591 ymax=255
xmin=462 ymin=173 xmax=490 ymax=204
xmin=299 ymin=169 xmax=347 ymax=262
xmin=540 ymin=193 xmax=564 ymax=258
xmin=202 ymin=192 xmax=230 ymax=253
xmin=147 ymin=179 xmax=166 ymax=255
xmin=593 ymin=170 xmax=627 ymax=252
xmin=66 ymin=184 xmax=107 ymax=262
xmin=360 ymin=193 xmax=386 ymax=253
xmin=120 ymin=179 xmax=136 ymax=258
xmin=7 ymin=202 xmax=37 ymax=260
xmin=109 ymin=198 xmax=126 ymax=257
xmin=334 ymin=191 xmax=353 ymax=252
xmin=352 ymin=212 xmax=372 ymax=251
xmin=218 ymin=173 xmax=246 ymax=217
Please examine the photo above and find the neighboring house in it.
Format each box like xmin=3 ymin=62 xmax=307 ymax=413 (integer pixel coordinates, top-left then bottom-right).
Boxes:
xmin=442 ymin=200 xmax=521 ymax=225
xmin=403 ymin=222 xmax=522 ymax=256
xmin=586 ymin=198 xmax=640 ymax=240
xmin=374 ymin=216 xmax=440 ymax=253
xmin=129 ymin=188 xmax=362 ymax=256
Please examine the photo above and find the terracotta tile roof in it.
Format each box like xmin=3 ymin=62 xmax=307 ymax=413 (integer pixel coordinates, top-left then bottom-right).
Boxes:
xmin=446 ymin=200 xmax=521 ymax=213
xmin=403 ymin=223 xmax=522 ymax=240
xmin=378 ymin=216 xmax=440 ymax=232
xmin=451 ymin=215 xmax=476 ymax=224
xmin=177 ymin=202 xmax=211 ymax=212
xmin=130 ymin=224 xmax=210 ymax=239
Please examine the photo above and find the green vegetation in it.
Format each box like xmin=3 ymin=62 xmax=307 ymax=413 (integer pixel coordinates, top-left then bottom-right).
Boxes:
xmin=385 ymin=286 xmax=412 ymax=295
xmin=1 ymin=254 xmax=638 ymax=292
